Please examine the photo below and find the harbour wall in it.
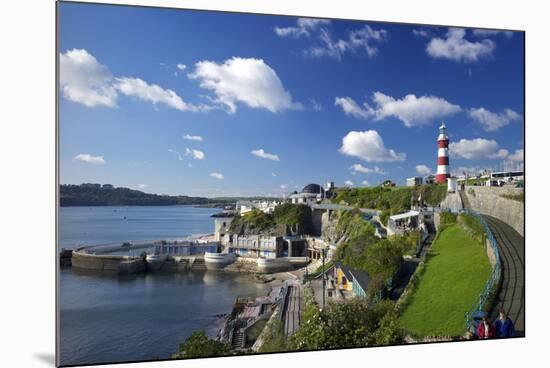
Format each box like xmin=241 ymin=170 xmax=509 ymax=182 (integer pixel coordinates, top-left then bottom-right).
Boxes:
xmin=71 ymin=251 xmax=146 ymax=273
xmin=463 ymin=186 xmax=524 ymax=237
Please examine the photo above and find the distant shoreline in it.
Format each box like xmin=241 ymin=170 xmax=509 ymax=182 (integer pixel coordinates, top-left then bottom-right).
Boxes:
xmin=60 ymin=183 xmax=279 ymax=208
xmin=59 ymin=203 xmax=227 ymax=208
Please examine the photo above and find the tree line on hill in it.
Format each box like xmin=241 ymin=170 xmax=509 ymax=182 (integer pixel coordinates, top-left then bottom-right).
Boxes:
xmin=59 ymin=183 xmax=277 ymax=207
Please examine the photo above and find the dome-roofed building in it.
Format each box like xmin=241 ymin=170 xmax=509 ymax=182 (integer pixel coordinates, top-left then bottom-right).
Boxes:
xmin=302 ymin=183 xmax=324 ymax=195
xmin=287 ymin=181 xmax=335 ymax=205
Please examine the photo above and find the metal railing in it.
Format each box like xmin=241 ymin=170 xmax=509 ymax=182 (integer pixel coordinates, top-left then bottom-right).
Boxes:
xmin=462 ymin=208 xmax=502 ymax=332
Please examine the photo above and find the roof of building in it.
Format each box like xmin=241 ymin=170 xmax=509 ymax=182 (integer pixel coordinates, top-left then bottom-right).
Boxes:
xmin=335 ymin=261 xmax=370 ymax=292
xmin=302 ymin=183 xmax=324 ymax=194
xmin=389 ymin=210 xmax=420 ymax=221
xmin=288 ymin=192 xmax=319 ymax=199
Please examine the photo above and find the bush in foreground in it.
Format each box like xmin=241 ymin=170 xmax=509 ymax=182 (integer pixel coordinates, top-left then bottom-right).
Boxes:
xmin=173 ymin=330 xmax=230 ymax=359
xmin=290 ymin=299 xmax=403 ymax=350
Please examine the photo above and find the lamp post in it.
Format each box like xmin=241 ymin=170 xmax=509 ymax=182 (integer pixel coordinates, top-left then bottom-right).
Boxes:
xmin=321 ymin=247 xmax=327 ymax=309
xmin=304 ymin=252 xmax=309 ymax=283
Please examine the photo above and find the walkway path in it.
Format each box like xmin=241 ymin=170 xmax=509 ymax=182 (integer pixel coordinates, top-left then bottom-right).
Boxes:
xmin=482 ymin=215 xmax=525 ymax=335
xmin=282 ymin=282 xmax=301 ymax=337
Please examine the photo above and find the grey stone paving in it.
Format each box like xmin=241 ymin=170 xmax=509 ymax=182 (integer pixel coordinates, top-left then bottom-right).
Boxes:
xmin=282 ymin=282 xmax=301 ymax=336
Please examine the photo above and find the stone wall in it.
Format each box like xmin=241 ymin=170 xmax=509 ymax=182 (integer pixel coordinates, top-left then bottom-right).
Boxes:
xmin=464 ymin=186 xmax=524 ymax=237
xmin=71 ymin=251 xmax=145 ymax=272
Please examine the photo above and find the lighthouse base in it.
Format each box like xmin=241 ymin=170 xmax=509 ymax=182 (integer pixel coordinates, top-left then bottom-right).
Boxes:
xmin=435 ymin=174 xmax=450 ymax=183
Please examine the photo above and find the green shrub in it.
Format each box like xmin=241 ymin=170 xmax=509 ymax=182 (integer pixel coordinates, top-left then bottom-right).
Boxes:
xmin=379 ymin=210 xmax=391 ymax=227
xmin=438 ymin=212 xmax=457 ymax=231
xmin=500 ymin=192 xmax=524 ymax=202
xmin=458 ymin=213 xmax=485 ymax=245
xmin=174 ymin=330 xmax=230 ymax=359
xmin=258 ymin=319 xmax=287 ymax=353
xmin=332 ymin=185 xmax=446 ymax=213
xmin=290 ymin=299 xmax=402 ymax=350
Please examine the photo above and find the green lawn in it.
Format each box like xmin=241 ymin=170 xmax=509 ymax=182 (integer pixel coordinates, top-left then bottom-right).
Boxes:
xmin=399 ymin=225 xmax=491 ymax=337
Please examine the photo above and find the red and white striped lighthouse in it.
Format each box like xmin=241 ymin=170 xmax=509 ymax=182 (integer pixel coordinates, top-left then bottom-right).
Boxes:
xmin=436 ymin=122 xmax=450 ymax=183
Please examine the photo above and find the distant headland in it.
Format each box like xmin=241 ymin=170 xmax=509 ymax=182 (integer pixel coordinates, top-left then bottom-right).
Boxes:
xmin=59 ymin=183 xmax=279 ymax=207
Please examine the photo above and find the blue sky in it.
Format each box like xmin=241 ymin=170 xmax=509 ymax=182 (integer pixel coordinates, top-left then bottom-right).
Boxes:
xmin=59 ymin=2 xmax=524 ymax=197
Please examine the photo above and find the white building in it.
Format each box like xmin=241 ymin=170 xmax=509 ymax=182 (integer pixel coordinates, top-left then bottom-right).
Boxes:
xmin=406 ymin=176 xmax=423 ymax=187
xmin=387 ymin=210 xmax=420 ymax=236
xmin=236 ymin=200 xmax=280 ymax=215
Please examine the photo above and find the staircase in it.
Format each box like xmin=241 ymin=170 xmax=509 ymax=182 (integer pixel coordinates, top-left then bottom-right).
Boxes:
xmin=191 ymin=257 xmax=207 ymax=271
xmin=459 ymin=189 xmax=471 ymax=209
xmin=231 ymin=329 xmax=245 ymax=349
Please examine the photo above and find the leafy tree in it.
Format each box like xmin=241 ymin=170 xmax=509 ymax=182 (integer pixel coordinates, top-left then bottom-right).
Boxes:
xmin=364 ymin=239 xmax=403 ymax=293
xmin=290 ymin=299 xmax=402 ymax=350
xmin=389 ymin=231 xmax=420 ymax=257
xmin=174 ymin=330 xmax=230 ymax=359
xmin=229 ymin=204 xmax=314 ymax=235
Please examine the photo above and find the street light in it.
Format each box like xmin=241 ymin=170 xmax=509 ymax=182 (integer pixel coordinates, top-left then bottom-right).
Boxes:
xmin=321 ymin=247 xmax=327 ymax=309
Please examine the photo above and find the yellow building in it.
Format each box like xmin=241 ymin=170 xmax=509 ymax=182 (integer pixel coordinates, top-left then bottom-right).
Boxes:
xmin=333 ymin=262 xmax=370 ymax=297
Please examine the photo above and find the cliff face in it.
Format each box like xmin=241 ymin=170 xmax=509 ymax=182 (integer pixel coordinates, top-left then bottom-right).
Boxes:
xmin=321 ymin=211 xmax=343 ymax=244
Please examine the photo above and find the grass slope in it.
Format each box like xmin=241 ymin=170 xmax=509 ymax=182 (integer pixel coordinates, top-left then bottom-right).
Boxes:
xmin=399 ymin=225 xmax=491 ymax=337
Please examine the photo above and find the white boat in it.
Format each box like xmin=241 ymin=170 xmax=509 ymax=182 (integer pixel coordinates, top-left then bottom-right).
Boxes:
xmin=204 ymin=252 xmax=236 ymax=269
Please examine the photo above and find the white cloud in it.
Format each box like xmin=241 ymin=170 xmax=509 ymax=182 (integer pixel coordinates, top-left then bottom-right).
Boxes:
xmin=416 ymin=164 xmax=432 ymax=175
xmin=449 ymin=138 xmax=509 ymax=160
xmin=472 ymin=29 xmax=513 ymax=38
xmin=183 ymin=134 xmax=204 ymax=142
xmin=280 ymin=184 xmax=288 ymax=189
xmin=114 ymin=77 xmax=209 ymax=112
xmin=60 ymin=49 xmax=118 ymax=107
xmin=274 ymin=18 xmax=330 ymax=38
xmin=335 ymin=97 xmax=373 ymax=119
xmin=137 ymin=184 xmax=147 ymax=189
xmin=310 ymin=99 xmax=323 ymax=111
xmin=344 ymin=180 xmax=354 ymax=187
xmin=176 ymin=63 xmax=187 ymax=71
xmin=271 ymin=172 xmax=277 ymax=177
xmin=361 ymin=180 xmax=370 ymax=186
xmin=336 ymin=92 xmax=460 ymax=127
xmin=350 ymin=164 xmax=387 ymax=175
xmin=189 ymin=57 xmax=301 ymax=113
xmin=60 ymin=49 xmax=210 ymax=113
xmin=185 ymin=148 xmax=205 ymax=160
xmin=339 ymin=130 xmax=406 ymax=162
xmin=467 ymin=107 xmax=522 ymax=131
xmin=306 ymin=25 xmax=388 ymax=59
xmin=507 ymin=149 xmax=524 ymax=162
xmin=73 ymin=153 xmax=105 ymax=164
xmin=168 ymin=149 xmax=183 ymax=161
xmin=426 ymin=28 xmax=495 ymax=62
xmin=210 ymin=172 xmax=224 ymax=180
xmin=412 ymin=29 xmax=430 ymax=38
xmin=251 ymin=149 xmax=280 ymax=161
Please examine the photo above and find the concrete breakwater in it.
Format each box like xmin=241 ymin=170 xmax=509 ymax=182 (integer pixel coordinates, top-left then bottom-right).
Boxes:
xmin=65 ymin=245 xmax=306 ymax=275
